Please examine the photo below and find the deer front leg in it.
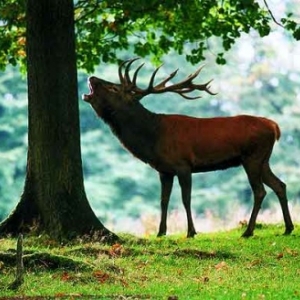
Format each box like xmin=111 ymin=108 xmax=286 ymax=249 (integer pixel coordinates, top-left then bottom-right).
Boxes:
xmin=157 ymin=172 xmax=174 ymax=237
xmin=242 ymin=188 xmax=266 ymax=238
xmin=177 ymin=169 xmax=196 ymax=238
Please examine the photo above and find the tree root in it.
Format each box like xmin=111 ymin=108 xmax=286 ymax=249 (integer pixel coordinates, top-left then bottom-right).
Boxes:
xmin=0 ymin=251 xmax=92 ymax=271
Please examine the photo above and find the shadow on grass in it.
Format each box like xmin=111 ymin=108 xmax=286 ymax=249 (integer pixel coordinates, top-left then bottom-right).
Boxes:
xmin=172 ymin=248 xmax=234 ymax=260
xmin=0 ymin=295 xmax=151 ymax=299
xmin=0 ymin=250 xmax=92 ymax=271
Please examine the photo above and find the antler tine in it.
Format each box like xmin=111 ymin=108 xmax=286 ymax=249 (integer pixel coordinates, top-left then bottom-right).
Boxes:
xmin=187 ymin=65 xmax=205 ymax=80
xmin=118 ymin=57 xmax=140 ymax=84
xmin=170 ymin=78 xmax=216 ymax=98
xmin=132 ymin=63 xmax=145 ymax=86
xmin=147 ymin=64 xmax=163 ymax=91
xmin=160 ymin=65 xmax=216 ymax=96
xmin=118 ymin=60 xmax=126 ymax=84
xmin=124 ymin=58 xmax=140 ymax=84
xmin=178 ymin=93 xmax=202 ymax=100
xmin=154 ymin=69 xmax=179 ymax=90
xmin=193 ymin=79 xmax=216 ymax=95
xmin=165 ymin=65 xmax=205 ymax=90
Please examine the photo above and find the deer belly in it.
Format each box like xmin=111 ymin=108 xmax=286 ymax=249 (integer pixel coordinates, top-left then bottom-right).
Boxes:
xmin=153 ymin=142 xmax=242 ymax=173
xmin=192 ymin=156 xmax=242 ymax=172
xmin=190 ymin=143 xmax=242 ymax=170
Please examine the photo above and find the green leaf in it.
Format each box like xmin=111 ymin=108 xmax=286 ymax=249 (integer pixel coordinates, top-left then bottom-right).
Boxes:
xmin=1 ymin=0 xmax=299 ymax=70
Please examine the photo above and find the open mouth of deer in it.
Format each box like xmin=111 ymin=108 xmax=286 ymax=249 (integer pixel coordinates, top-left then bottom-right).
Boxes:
xmin=82 ymin=78 xmax=94 ymax=102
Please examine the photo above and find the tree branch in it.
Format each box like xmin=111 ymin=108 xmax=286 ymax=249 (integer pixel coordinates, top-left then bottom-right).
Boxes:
xmin=263 ymin=0 xmax=284 ymax=28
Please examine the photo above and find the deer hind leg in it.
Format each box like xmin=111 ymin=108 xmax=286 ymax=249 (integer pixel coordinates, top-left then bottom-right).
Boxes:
xmin=157 ymin=172 xmax=174 ymax=237
xmin=262 ymin=163 xmax=294 ymax=235
xmin=177 ymin=169 xmax=196 ymax=238
xmin=242 ymin=160 xmax=267 ymax=237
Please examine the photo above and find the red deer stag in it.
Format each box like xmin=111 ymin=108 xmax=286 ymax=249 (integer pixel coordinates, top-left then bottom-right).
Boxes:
xmin=83 ymin=58 xmax=294 ymax=238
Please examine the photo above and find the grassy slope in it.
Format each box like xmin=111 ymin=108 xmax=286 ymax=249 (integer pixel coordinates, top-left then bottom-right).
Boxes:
xmin=0 ymin=224 xmax=299 ymax=300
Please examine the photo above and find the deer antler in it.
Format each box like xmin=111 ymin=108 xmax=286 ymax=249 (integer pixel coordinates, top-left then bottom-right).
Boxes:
xmin=118 ymin=58 xmax=216 ymax=100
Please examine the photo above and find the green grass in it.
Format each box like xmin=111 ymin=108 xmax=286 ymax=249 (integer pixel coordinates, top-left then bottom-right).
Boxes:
xmin=0 ymin=224 xmax=299 ymax=299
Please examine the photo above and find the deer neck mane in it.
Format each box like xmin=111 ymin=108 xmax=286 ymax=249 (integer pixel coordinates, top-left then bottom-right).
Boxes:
xmin=101 ymin=101 xmax=160 ymax=163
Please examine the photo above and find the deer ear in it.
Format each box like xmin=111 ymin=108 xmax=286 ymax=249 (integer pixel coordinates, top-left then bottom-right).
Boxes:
xmin=121 ymin=89 xmax=142 ymax=102
xmin=132 ymin=94 xmax=144 ymax=102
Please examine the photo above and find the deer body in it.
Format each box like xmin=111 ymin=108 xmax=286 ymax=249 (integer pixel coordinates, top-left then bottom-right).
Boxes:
xmin=153 ymin=114 xmax=279 ymax=173
xmin=84 ymin=59 xmax=294 ymax=238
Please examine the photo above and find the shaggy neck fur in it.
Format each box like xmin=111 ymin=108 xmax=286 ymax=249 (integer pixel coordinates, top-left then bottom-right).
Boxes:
xmin=100 ymin=101 xmax=161 ymax=164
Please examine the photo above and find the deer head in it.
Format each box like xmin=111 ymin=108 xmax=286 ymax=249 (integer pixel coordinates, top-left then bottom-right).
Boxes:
xmin=83 ymin=58 xmax=216 ymax=115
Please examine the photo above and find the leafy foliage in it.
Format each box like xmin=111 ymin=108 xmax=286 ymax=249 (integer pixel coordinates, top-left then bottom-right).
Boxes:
xmin=0 ymin=0 xmax=26 ymax=70
xmin=0 ymin=0 xmax=299 ymax=71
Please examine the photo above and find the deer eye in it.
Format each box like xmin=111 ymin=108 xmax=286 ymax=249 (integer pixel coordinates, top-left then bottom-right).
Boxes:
xmin=108 ymin=86 xmax=119 ymax=93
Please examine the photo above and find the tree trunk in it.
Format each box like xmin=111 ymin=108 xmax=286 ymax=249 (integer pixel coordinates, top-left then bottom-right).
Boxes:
xmin=0 ymin=0 xmax=117 ymax=242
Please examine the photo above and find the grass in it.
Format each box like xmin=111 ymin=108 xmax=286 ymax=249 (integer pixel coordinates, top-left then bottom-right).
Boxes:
xmin=0 ymin=224 xmax=299 ymax=299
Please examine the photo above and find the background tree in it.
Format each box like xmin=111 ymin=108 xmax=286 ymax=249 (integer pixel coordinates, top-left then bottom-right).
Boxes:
xmin=0 ymin=0 xmax=298 ymax=240
xmin=0 ymin=0 xmax=115 ymax=241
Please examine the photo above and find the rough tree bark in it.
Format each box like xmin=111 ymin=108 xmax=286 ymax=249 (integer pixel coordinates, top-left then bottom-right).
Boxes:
xmin=0 ymin=0 xmax=117 ymax=241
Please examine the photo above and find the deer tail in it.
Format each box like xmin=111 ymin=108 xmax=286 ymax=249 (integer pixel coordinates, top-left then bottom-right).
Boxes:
xmin=274 ymin=122 xmax=281 ymax=141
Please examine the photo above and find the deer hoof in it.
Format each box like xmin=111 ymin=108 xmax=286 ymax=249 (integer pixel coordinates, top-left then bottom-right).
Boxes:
xmin=187 ymin=231 xmax=197 ymax=238
xmin=283 ymin=226 xmax=294 ymax=235
xmin=157 ymin=232 xmax=166 ymax=237
xmin=241 ymin=230 xmax=253 ymax=238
